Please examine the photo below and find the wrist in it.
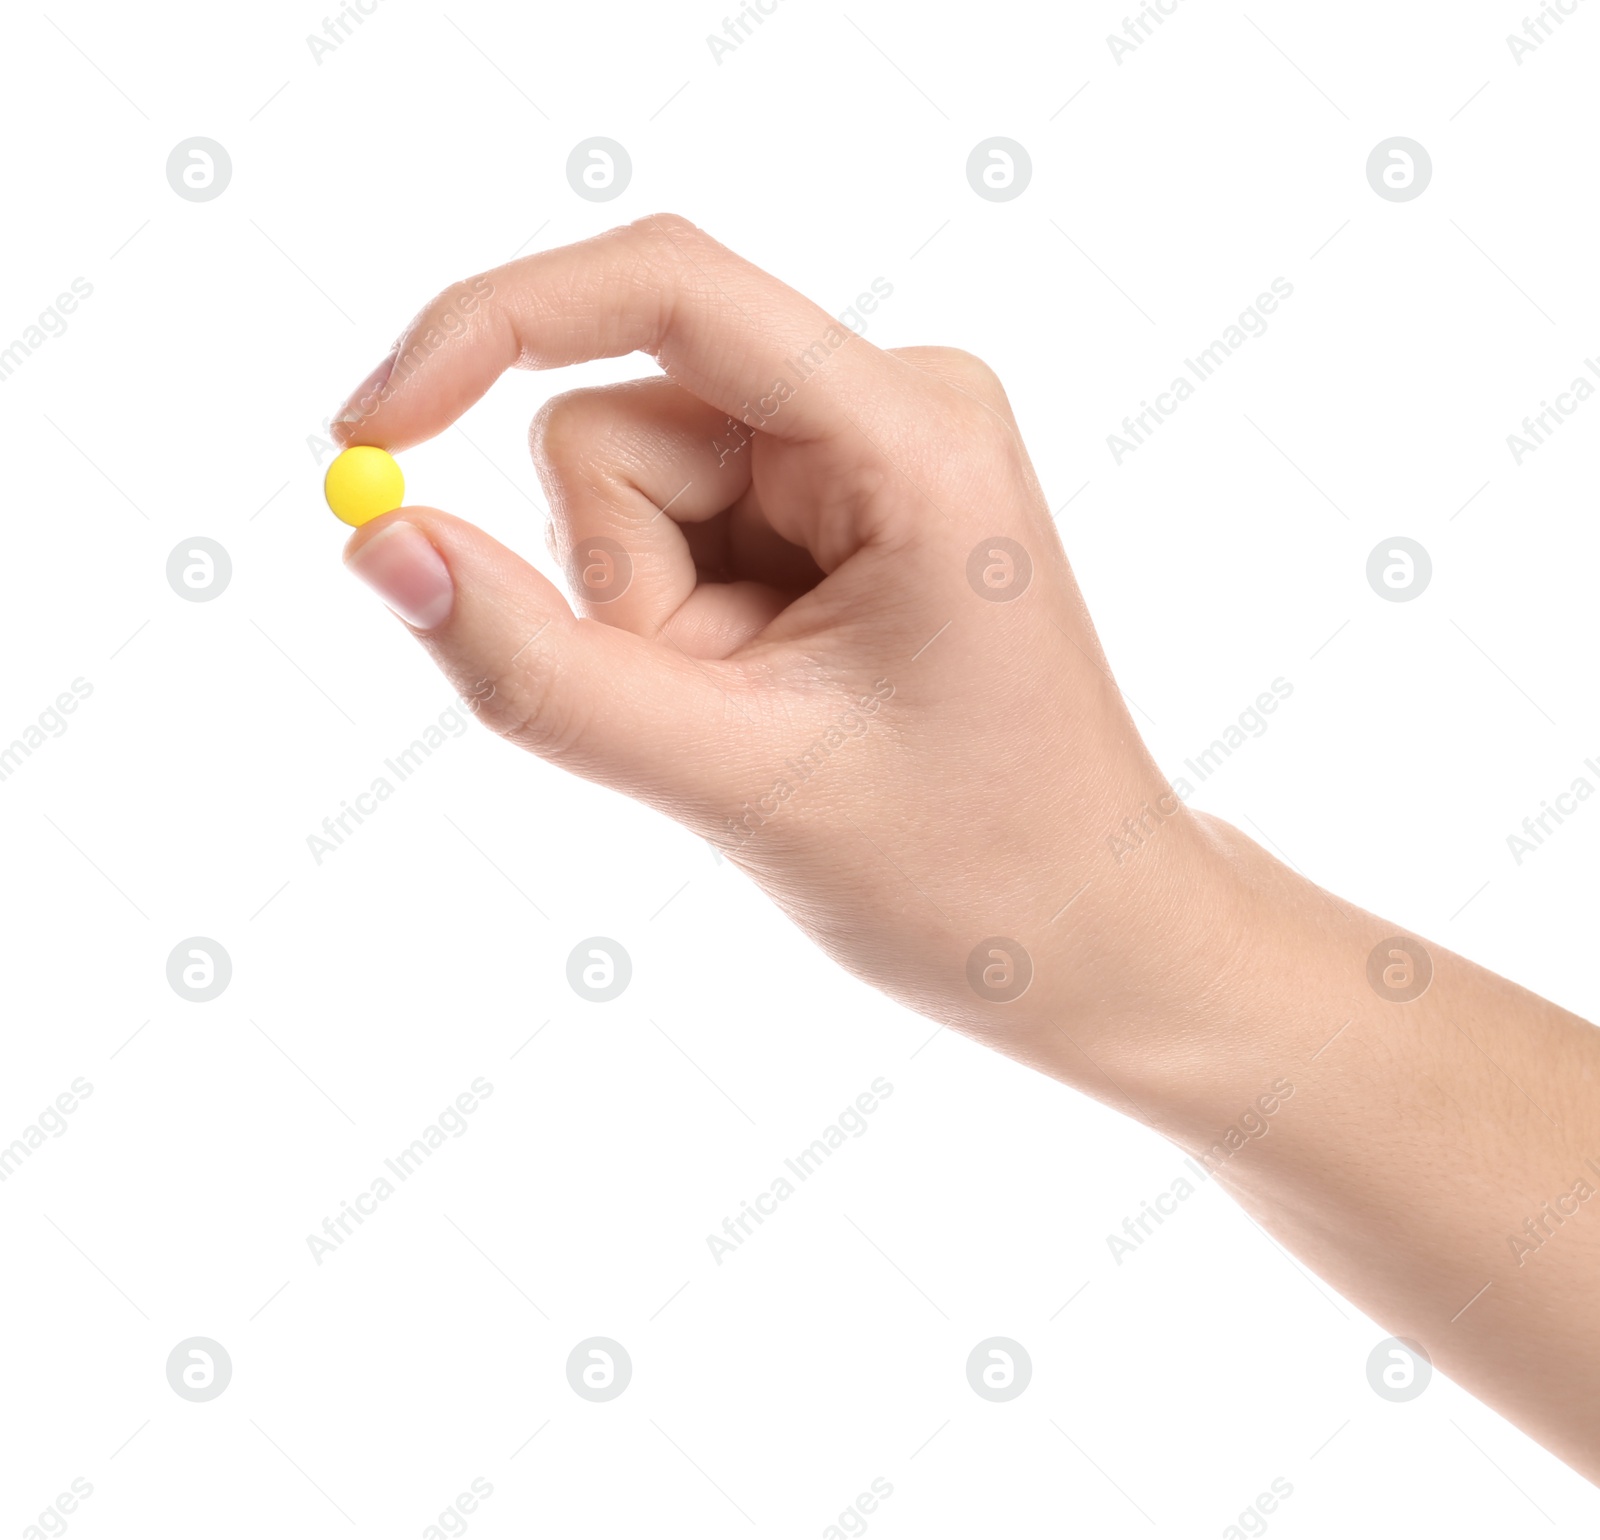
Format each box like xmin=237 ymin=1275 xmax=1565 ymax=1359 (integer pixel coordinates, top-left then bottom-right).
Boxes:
xmin=1022 ymin=806 xmax=1325 ymax=1140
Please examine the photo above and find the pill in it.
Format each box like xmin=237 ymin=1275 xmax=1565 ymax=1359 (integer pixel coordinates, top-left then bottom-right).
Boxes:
xmin=325 ymin=446 xmax=404 ymax=527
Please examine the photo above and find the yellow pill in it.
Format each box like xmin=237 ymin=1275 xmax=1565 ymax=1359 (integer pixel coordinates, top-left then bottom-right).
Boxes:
xmin=325 ymin=446 xmax=405 ymax=527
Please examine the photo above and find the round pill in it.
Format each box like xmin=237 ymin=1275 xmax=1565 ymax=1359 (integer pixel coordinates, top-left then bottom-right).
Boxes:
xmin=325 ymin=446 xmax=405 ymax=527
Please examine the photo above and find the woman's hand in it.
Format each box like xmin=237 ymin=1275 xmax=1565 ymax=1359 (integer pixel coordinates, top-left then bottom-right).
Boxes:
xmin=336 ymin=215 xmax=1600 ymax=1483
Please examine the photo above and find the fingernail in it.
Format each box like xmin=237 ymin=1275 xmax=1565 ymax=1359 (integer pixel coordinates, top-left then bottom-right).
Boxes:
xmin=345 ymin=520 xmax=454 ymax=631
xmin=333 ymin=348 xmax=399 ymax=436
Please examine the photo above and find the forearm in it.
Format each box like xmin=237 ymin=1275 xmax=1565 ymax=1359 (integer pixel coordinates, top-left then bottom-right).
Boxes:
xmin=1076 ymin=811 xmax=1600 ymax=1480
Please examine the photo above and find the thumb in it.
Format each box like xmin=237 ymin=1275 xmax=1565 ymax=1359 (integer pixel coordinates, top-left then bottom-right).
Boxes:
xmin=343 ymin=507 xmax=744 ymax=815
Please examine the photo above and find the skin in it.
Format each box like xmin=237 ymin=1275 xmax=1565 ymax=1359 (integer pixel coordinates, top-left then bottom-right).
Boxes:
xmin=335 ymin=214 xmax=1600 ymax=1484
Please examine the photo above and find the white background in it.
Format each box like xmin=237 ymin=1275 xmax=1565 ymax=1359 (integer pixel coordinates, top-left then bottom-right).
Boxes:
xmin=3 ymin=0 xmax=1598 ymax=1534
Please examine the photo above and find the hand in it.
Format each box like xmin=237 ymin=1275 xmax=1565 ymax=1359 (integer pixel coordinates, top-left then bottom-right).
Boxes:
xmin=335 ymin=214 xmax=1222 ymax=1077
xmin=335 ymin=215 xmax=1600 ymax=1483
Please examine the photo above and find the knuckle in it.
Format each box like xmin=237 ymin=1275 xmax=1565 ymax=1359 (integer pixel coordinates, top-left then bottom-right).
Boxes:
xmin=480 ymin=652 xmax=590 ymax=763
xmin=631 ymin=210 xmax=703 ymax=247
xmin=396 ymin=274 xmax=492 ymax=364
xmin=931 ymin=376 xmax=1014 ymax=446
xmin=529 ymin=388 xmax=605 ymax=474
xmin=893 ymin=348 xmax=1018 ymax=451
xmin=933 ymin=347 xmax=1005 ymax=396
xmin=914 ymin=385 xmax=1025 ymax=495
xmin=934 ymin=350 xmax=1015 ymax=420
xmin=629 ymin=212 xmax=715 ymax=292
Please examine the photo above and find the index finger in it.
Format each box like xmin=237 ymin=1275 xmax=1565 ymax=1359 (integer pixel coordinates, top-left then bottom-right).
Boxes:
xmin=332 ymin=214 xmax=893 ymax=454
